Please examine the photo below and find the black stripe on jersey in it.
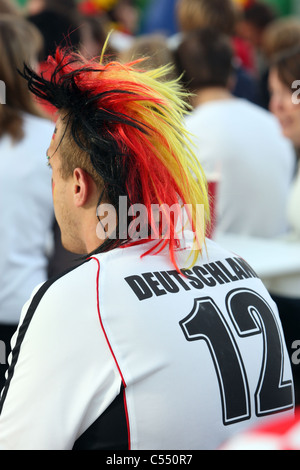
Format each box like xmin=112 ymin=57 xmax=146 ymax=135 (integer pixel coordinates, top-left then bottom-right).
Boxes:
xmin=0 ymin=261 xmax=89 ymax=415
xmin=73 ymin=385 xmax=129 ymax=450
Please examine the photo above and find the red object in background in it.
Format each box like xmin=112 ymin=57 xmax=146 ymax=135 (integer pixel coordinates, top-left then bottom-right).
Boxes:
xmin=221 ymin=409 xmax=300 ymax=450
xmin=206 ymin=180 xmax=218 ymax=239
xmin=79 ymin=1 xmax=102 ymax=15
xmin=232 ymin=36 xmax=255 ymax=72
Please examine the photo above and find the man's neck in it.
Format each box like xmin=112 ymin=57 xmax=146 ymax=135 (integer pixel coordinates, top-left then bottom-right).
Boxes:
xmin=192 ymin=87 xmax=233 ymax=108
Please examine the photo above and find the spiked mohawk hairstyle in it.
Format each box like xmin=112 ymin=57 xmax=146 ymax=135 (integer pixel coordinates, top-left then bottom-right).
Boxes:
xmin=22 ymin=47 xmax=209 ymax=268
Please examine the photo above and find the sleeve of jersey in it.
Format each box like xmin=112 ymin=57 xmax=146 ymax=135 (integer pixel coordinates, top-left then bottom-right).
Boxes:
xmin=0 ymin=259 xmax=122 ymax=450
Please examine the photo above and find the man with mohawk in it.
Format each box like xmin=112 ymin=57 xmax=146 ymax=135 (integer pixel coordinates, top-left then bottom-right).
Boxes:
xmin=0 ymin=46 xmax=294 ymax=450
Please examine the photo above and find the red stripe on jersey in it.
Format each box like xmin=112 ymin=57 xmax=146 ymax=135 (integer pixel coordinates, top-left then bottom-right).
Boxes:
xmin=90 ymin=256 xmax=131 ymax=450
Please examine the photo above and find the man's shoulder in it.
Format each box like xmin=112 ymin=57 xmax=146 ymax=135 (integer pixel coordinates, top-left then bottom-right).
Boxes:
xmin=17 ymin=258 xmax=101 ymax=332
xmin=29 ymin=258 xmax=96 ymax=305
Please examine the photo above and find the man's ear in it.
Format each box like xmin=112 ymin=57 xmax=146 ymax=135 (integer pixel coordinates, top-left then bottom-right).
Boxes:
xmin=72 ymin=168 xmax=90 ymax=207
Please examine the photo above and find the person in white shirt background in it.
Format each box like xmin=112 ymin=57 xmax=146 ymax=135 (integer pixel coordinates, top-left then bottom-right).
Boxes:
xmin=0 ymin=14 xmax=54 ymax=390
xmin=175 ymin=27 xmax=296 ymax=239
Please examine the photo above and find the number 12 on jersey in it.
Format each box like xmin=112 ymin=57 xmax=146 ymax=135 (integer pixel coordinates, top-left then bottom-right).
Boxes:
xmin=179 ymin=288 xmax=294 ymax=425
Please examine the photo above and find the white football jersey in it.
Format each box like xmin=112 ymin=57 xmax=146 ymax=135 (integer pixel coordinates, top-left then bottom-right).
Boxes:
xmin=0 ymin=236 xmax=294 ymax=450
